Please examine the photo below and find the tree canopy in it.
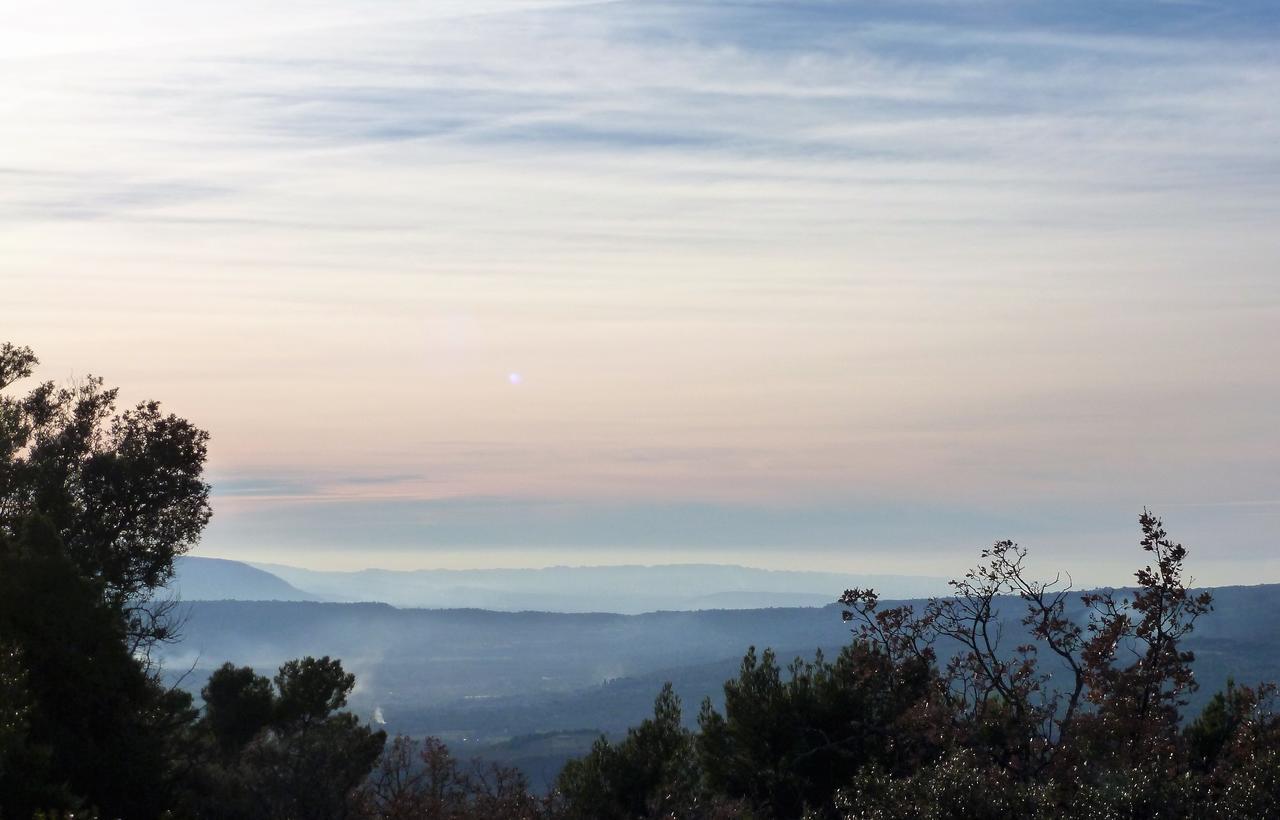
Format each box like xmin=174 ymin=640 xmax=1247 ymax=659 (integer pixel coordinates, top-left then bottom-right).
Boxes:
xmin=0 ymin=342 xmax=211 ymax=652
xmin=0 ymin=343 xmax=386 ymax=819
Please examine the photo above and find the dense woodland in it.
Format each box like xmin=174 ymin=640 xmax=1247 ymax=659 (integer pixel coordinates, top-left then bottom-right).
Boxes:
xmin=4 ymin=341 xmax=1280 ymax=819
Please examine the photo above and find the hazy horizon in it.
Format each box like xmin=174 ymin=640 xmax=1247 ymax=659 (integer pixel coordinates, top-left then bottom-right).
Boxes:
xmin=6 ymin=0 xmax=1279 ymax=586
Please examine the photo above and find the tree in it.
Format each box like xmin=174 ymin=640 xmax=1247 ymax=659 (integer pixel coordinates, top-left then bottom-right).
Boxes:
xmin=194 ymin=656 xmax=387 ymax=820
xmin=555 ymin=683 xmax=701 ymax=820
xmin=0 ymin=642 xmax=30 ymax=776
xmin=202 ymin=663 xmax=277 ymax=756
xmin=246 ymin=711 xmax=387 ymax=820
xmin=838 ymin=749 xmax=1053 ymax=820
xmin=0 ymin=514 xmax=198 ymax=819
xmin=0 ymin=341 xmax=211 ymax=653
xmin=0 ymin=640 xmax=55 ymax=814
xmin=358 ymin=735 xmax=546 ymax=820
xmin=697 ymin=644 xmax=937 ymax=820
xmin=840 ymin=509 xmax=1213 ymax=779
xmin=549 ymin=512 xmax=1280 ymax=819
xmin=0 ymin=345 xmax=394 ymax=818
xmin=275 ymin=656 xmax=358 ymax=730
xmin=360 ymin=735 xmax=465 ymax=820
xmin=0 ymin=341 xmax=210 ymax=816
xmin=1074 ymin=511 xmax=1213 ymax=767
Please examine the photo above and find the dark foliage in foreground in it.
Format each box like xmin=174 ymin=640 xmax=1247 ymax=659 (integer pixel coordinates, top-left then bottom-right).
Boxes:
xmin=548 ymin=512 xmax=1280 ymax=819
xmin=0 ymin=344 xmax=386 ymax=820
xmin=0 ymin=342 xmax=214 ymax=818
xmin=4 ymin=341 xmax=1280 ymax=819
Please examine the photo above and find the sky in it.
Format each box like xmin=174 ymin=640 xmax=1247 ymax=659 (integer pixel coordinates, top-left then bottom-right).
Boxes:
xmin=4 ymin=0 xmax=1279 ymax=584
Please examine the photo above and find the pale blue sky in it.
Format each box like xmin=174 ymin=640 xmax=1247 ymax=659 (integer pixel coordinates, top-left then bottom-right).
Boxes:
xmin=4 ymin=0 xmax=1279 ymax=583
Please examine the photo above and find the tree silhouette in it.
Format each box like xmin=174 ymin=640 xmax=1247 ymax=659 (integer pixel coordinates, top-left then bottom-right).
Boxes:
xmin=556 ymin=683 xmax=701 ymax=820
xmin=0 ymin=342 xmax=211 ymax=652
xmin=194 ymin=656 xmax=386 ymax=820
xmin=0 ymin=342 xmax=209 ymax=816
xmin=552 ymin=512 xmax=1280 ymax=819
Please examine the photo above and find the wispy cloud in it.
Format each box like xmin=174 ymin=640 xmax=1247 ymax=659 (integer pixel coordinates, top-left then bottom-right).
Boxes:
xmin=5 ymin=1 xmax=1279 ymax=579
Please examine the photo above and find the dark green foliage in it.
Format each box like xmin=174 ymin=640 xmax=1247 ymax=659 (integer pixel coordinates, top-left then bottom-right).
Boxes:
xmin=275 ymin=656 xmax=358 ymax=730
xmin=696 ymin=644 xmax=936 ymax=819
xmin=244 ymin=711 xmax=386 ymax=820
xmin=840 ymin=750 xmax=1054 ymax=820
xmin=0 ymin=643 xmax=29 ymax=763
xmin=202 ymin=663 xmax=277 ymax=755
xmin=1203 ymin=747 xmax=1280 ymax=819
xmin=0 ymin=344 xmax=392 ymax=819
xmin=555 ymin=683 xmax=702 ymax=820
xmin=0 ymin=515 xmax=198 ymax=819
xmin=0 ymin=641 xmax=42 ymax=810
xmin=1185 ymin=679 xmax=1250 ymax=773
xmin=0 ymin=342 xmax=212 ymax=816
xmin=1185 ymin=682 xmax=1280 ymax=818
xmin=0 ymin=343 xmax=211 ymax=651
xmin=192 ymin=656 xmax=386 ymax=820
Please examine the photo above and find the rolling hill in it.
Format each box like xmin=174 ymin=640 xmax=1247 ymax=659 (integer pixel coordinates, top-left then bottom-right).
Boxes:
xmin=166 ymin=556 xmax=319 ymax=602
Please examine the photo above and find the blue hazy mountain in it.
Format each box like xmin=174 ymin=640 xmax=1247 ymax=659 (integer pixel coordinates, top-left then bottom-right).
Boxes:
xmin=249 ymin=562 xmax=950 ymax=613
xmin=167 ymin=556 xmax=319 ymax=602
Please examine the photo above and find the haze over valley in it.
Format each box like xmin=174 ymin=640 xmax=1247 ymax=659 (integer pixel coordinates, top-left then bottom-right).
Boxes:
xmin=158 ymin=557 xmax=1280 ymax=786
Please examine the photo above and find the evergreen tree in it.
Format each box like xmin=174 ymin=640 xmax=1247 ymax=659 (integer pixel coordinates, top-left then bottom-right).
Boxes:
xmin=556 ymin=683 xmax=700 ymax=819
xmin=0 ymin=515 xmax=197 ymax=818
xmin=194 ymin=656 xmax=386 ymax=820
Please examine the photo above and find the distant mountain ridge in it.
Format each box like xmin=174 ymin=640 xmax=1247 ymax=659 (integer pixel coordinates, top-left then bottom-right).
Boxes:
xmin=246 ymin=561 xmax=952 ymax=613
xmin=167 ymin=557 xmax=319 ymax=602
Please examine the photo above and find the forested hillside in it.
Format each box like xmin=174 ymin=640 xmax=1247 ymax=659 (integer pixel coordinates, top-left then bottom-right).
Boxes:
xmin=158 ymin=584 xmax=1280 ymax=785
xmin=7 ymin=340 xmax=1280 ymax=819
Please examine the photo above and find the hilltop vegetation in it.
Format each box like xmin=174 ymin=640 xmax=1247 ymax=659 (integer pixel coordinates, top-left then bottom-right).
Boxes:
xmin=5 ymin=340 xmax=1280 ymax=819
